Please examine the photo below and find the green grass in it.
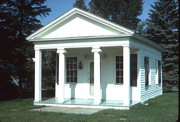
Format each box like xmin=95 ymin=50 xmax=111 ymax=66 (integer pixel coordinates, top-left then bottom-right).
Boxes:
xmin=0 ymin=92 xmax=178 ymax=122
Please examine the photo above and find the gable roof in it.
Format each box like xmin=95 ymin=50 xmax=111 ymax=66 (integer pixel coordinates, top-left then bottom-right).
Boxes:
xmin=26 ymin=7 xmax=163 ymax=51
xmin=26 ymin=8 xmax=134 ymax=41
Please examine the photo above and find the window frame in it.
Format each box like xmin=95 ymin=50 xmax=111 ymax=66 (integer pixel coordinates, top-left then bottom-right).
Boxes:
xmin=115 ymin=55 xmax=123 ymax=84
xmin=158 ymin=60 xmax=162 ymax=84
xmin=144 ymin=56 xmax=150 ymax=86
xmin=66 ymin=57 xmax=78 ymax=83
xmin=130 ymin=54 xmax=137 ymax=87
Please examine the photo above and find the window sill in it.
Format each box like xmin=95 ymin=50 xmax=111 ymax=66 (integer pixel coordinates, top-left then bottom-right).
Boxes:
xmin=115 ymin=83 xmax=123 ymax=85
xmin=65 ymin=82 xmax=77 ymax=85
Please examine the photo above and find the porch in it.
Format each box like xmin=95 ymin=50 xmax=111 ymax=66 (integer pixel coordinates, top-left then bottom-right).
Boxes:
xmin=34 ymin=45 xmax=140 ymax=108
xmin=34 ymin=98 xmax=140 ymax=109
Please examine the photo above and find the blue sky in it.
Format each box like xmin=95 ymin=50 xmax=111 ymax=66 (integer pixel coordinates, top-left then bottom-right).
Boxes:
xmin=40 ymin=0 xmax=157 ymax=25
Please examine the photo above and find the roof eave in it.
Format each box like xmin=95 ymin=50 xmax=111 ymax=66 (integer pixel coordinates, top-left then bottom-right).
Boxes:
xmin=132 ymin=34 xmax=164 ymax=52
xmin=28 ymin=35 xmax=132 ymax=42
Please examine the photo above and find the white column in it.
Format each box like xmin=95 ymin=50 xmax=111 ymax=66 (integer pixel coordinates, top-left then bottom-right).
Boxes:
xmin=123 ymin=45 xmax=130 ymax=106
xmin=34 ymin=49 xmax=42 ymax=102
xmin=91 ymin=47 xmax=102 ymax=105
xmin=56 ymin=48 xmax=66 ymax=103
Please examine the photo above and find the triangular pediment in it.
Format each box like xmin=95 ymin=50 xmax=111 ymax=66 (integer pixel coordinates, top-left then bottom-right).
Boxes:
xmin=39 ymin=15 xmax=123 ymax=38
xmin=27 ymin=8 xmax=134 ymax=41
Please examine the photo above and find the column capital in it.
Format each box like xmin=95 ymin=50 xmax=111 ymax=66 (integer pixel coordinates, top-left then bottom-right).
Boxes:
xmin=57 ymin=48 xmax=67 ymax=54
xmin=91 ymin=47 xmax=102 ymax=53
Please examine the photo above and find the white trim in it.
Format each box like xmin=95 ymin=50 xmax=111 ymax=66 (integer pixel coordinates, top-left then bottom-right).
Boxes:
xmin=28 ymin=35 xmax=132 ymax=42
xmin=33 ymin=39 xmax=130 ymax=50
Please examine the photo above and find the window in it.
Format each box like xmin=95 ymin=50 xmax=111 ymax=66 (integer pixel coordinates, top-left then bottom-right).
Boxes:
xmin=130 ymin=54 xmax=137 ymax=86
xmin=116 ymin=56 xmax=123 ymax=83
xmin=66 ymin=57 xmax=77 ymax=83
xmin=158 ymin=60 xmax=161 ymax=84
xmin=144 ymin=56 xmax=149 ymax=86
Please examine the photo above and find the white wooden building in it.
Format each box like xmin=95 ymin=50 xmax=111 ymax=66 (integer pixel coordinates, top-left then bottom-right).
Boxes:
xmin=26 ymin=8 xmax=163 ymax=109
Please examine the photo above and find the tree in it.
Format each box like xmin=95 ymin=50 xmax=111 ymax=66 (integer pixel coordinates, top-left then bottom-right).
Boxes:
xmin=135 ymin=20 xmax=148 ymax=35
xmin=0 ymin=0 xmax=51 ymax=98
xmin=145 ymin=0 xmax=179 ymax=91
xmin=73 ymin=0 xmax=88 ymax=11
xmin=89 ymin=0 xmax=143 ymax=30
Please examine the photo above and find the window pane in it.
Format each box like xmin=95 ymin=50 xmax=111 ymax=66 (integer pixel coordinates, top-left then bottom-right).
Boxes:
xmin=67 ymin=70 xmax=70 ymax=76
xmin=66 ymin=57 xmax=78 ymax=83
xmin=74 ymin=64 xmax=77 ymax=69
xmin=158 ymin=61 xmax=161 ymax=84
xmin=116 ymin=77 xmax=120 ymax=83
xmin=116 ymin=57 xmax=119 ymax=62
xmin=144 ymin=56 xmax=149 ymax=86
xmin=130 ymin=54 xmax=137 ymax=86
xmin=67 ymin=77 xmax=70 ymax=82
xmin=71 ymin=77 xmax=73 ymax=82
xmin=119 ymin=56 xmax=123 ymax=62
xmin=116 ymin=70 xmax=120 ymax=76
xmin=71 ymin=70 xmax=73 ymax=76
xmin=116 ymin=56 xmax=123 ymax=84
xmin=119 ymin=63 xmax=123 ymax=69
xmin=120 ymin=77 xmax=123 ymax=83
xmin=116 ymin=63 xmax=119 ymax=69
xmin=120 ymin=70 xmax=123 ymax=76
xmin=74 ymin=71 xmax=77 ymax=76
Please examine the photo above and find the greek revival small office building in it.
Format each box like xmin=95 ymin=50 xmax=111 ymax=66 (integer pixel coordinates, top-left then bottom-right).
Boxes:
xmin=27 ymin=8 xmax=163 ymax=109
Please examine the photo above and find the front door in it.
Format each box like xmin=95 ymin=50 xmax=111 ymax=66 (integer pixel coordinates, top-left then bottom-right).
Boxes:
xmin=90 ymin=62 xmax=94 ymax=96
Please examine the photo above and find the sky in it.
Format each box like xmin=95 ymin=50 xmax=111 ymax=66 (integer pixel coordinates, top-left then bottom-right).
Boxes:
xmin=40 ymin=0 xmax=157 ymax=25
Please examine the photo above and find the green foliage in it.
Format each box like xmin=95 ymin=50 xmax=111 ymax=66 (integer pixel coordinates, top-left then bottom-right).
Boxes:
xmin=73 ymin=0 xmax=88 ymax=11
xmin=89 ymin=0 xmax=143 ymax=30
xmin=135 ymin=20 xmax=148 ymax=35
xmin=146 ymin=0 xmax=178 ymax=43
xmin=145 ymin=0 xmax=179 ymax=91
xmin=0 ymin=93 xmax=178 ymax=121
xmin=42 ymin=50 xmax=56 ymax=90
xmin=0 ymin=0 xmax=51 ymax=96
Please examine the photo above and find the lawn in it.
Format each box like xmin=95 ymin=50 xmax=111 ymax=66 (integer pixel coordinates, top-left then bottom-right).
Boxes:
xmin=0 ymin=92 xmax=178 ymax=122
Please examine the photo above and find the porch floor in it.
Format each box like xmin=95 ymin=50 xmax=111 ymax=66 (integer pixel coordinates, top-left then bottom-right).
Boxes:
xmin=35 ymin=98 xmax=140 ymax=109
